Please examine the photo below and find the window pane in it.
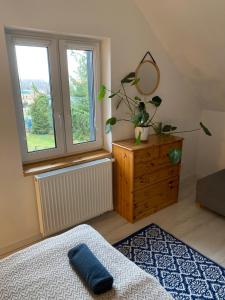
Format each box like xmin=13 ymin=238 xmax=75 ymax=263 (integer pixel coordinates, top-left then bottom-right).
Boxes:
xmin=15 ymin=45 xmax=56 ymax=152
xmin=67 ymin=49 xmax=96 ymax=144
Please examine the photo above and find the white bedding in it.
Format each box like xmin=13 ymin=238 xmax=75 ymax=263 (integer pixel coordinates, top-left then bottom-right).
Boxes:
xmin=0 ymin=224 xmax=173 ymax=300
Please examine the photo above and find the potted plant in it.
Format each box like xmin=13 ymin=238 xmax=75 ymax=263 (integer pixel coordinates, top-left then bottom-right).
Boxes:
xmin=98 ymin=72 xmax=211 ymax=164
xmin=98 ymin=72 xmax=163 ymax=142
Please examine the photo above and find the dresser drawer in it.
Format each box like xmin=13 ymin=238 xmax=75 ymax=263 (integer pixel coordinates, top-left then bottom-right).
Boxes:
xmin=135 ymin=141 xmax=182 ymax=176
xmin=134 ymin=146 xmax=159 ymax=164
xmin=158 ymin=141 xmax=182 ymax=165
xmin=134 ymin=165 xmax=180 ymax=190
xmin=133 ymin=177 xmax=179 ymax=220
xmin=134 ymin=197 xmax=176 ymax=221
xmin=134 ymin=177 xmax=179 ymax=206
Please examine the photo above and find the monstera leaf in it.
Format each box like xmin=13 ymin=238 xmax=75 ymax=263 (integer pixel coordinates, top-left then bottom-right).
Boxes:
xmin=149 ymin=96 xmax=162 ymax=107
xmin=134 ymin=96 xmax=142 ymax=101
xmin=138 ymin=101 xmax=146 ymax=111
xmin=168 ymin=148 xmax=182 ymax=165
xmin=105 ymin=117 xmax=117 ymax=133
xmin=140 ymin=111 xmax=149 ymax=125
xmin=162 ymin=124 xmax=177 ymax=133
xmin=131 ymin=111 xmax=149 ymax=127
xmin=200 ymin=122 xmax=212 ymax=136
xmin=153 ymin=122 xmax=163 ymax=134
xmin=121 ymin=72 xmax=136 ymax=84
xmin=98 ymin=85 xmax=106 ymax=101
xmin=131 ymin=78 xmax=140 ymax=86
xmin=131 ymin=114 xmax=141 ymax=126
xmin=135 ymin=132 xmax=141 ymax=145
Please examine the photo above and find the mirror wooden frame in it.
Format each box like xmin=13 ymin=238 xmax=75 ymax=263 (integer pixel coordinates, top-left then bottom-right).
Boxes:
xmin=135 ymin=60 xmax=160 ymax=96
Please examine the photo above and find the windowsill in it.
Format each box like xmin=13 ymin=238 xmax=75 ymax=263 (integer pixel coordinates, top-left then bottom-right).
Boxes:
xmin=23 ymin=149 xmax=112 ymax=176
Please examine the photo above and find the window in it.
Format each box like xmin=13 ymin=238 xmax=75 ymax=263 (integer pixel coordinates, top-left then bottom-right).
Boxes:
xmin=6 ymin=30 xmax=102 ymax=162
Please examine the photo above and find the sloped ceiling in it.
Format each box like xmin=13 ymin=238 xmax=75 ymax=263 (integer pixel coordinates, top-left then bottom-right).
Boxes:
xmin=134 ymin=0 xmax=225 ymax=111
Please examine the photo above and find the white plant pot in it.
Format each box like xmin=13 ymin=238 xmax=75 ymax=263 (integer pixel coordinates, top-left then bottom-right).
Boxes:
xmin=135 ymin=127 xmax=150 ymax=141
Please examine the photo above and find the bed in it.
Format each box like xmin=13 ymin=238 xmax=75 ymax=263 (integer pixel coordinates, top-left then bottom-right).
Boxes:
xmin=0 ymin=224 xmax=173 ymax=300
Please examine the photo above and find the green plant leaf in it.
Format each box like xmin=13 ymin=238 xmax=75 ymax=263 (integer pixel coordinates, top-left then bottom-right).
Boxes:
xmin=109 ymin=90 xmax=120 ymax=98
xmin=121 ymin=72 xmax=136 ymax=84
xmin=153 ymin=122 xmax=163 ymax=134
xmin=168 ymin=148 xmax=182 ymax=165
xmin=138 ymin=101 xmax=146 ymax=111
xmin=122 ymin=79 xmax=134 ymax=83
xmin=131 ymin=78 xmax=140 ymax=86
xmin=134 ymin=96 xmax=142 ymax=101
xmin=135 ymin=132 xmax=141 ymax=145
xmin=131 ymin=114 xmax=141 ymax=126
xmin=98 ymin=85 xmax=106 ymax=101
xmin=105 ymin=117 xmax=117 ymax=134
xmin=140 ymin=111 xmax=149 ymax=125
xmin=149 ymin=96 xmax=162 ymax=107
xmin=105 ymin=123 xmax=112 ymax=134
xmin=131 ymin=110 xmax=149 ymax=127
xmin=162 ymin=124 xmax=177 ymax=133
xmin=200 ymin=122 xmax=212 ymax=136
xmin=106 ymin=117 xmax=117 ymax=126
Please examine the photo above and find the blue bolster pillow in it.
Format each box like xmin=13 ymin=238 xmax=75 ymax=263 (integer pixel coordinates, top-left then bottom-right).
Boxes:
xmin=68 ymin=243 xmax=113 ymax=294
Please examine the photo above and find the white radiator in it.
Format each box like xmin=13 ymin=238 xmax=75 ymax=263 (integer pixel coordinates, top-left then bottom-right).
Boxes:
xmin=34 ymin=158 xmax=113 ymax=237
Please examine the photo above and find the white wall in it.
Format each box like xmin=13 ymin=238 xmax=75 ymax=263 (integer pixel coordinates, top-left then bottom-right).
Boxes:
xmin=0 ymin=0 xmax=200 ymax=253
xmin=134 ymin=0 xmax=225 ymax=111
xmin=197 ymin=110 xmax=225 ymax=178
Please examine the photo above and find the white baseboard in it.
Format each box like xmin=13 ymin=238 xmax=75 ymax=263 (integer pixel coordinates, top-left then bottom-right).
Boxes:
xmin=0 ymin=233 xmax=42 ymax=258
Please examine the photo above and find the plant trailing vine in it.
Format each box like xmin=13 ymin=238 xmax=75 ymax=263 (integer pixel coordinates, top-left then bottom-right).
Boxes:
xmin=98 ymin=72 xmax=212 ymax=164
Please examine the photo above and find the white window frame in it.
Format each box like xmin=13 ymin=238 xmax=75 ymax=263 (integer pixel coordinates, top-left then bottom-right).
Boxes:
xmin=59 ymin=40 xmax=102 ymax=153
xmin=6 ymin=30 xmax=103 ymax=163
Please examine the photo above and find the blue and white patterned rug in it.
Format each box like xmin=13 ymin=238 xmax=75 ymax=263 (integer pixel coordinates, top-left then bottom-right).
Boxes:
xmin=114 ymin=223 xmax=225 ymax=300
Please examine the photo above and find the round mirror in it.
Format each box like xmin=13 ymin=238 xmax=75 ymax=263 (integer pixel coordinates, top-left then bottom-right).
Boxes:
xmin=135 ymin=60 xmax=160 ymax=95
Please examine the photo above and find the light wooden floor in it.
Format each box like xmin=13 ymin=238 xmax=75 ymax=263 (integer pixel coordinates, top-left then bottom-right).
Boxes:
xmin=88 ymin=178 xmax=225 ymax=267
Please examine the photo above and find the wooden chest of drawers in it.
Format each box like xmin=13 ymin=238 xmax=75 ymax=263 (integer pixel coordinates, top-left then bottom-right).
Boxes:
xmin=112 ymin=134 xmax=183 ymax=222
